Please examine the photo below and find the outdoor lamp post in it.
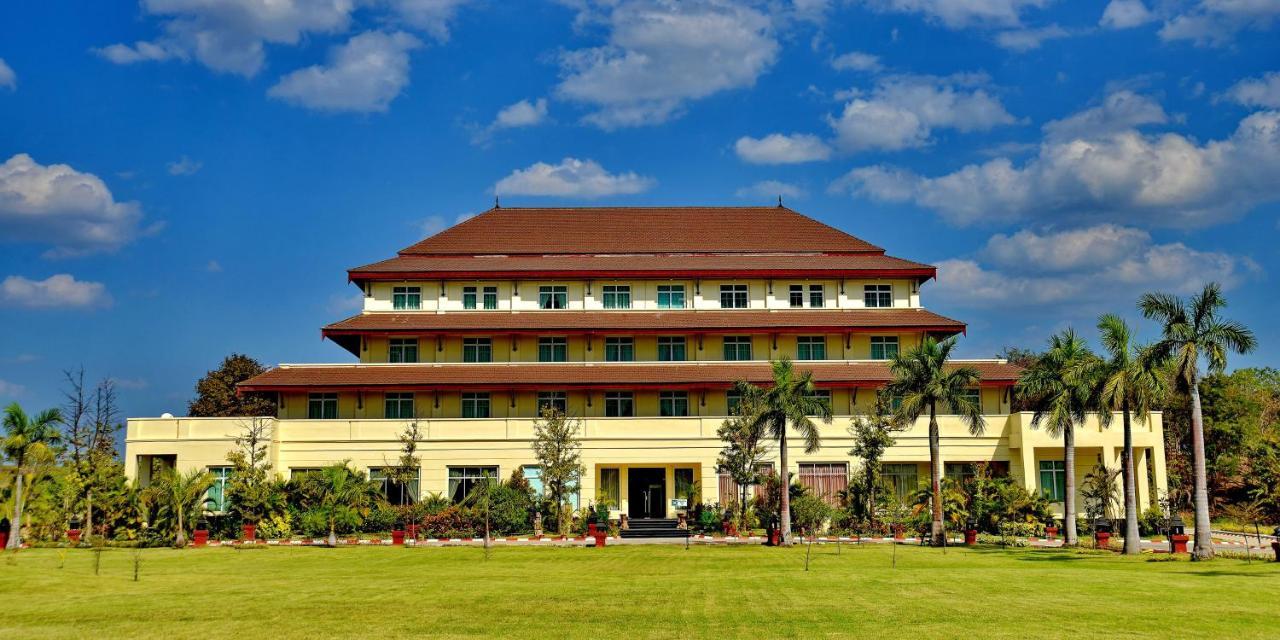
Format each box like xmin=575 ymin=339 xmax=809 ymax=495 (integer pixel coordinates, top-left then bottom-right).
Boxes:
xmin=67 ymin=515 xmax=83 ymax=545
xmin=1167 ymin=514 xmax=1188 ymax=554
xmin=1093 ymin=517 xmax=1112 ymax=549
xmin=1270 ymin=526 xmax=1280 ymax=562
xmin=964 ymin=517 xmax=978 ymax=546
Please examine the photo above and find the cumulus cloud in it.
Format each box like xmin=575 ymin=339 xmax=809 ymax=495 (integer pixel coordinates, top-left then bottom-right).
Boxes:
xmin=472 ymin=98 xmax=549 ymax=145
xmin=1041 ymin=90 xmax=1168 ymax=141
xmin=994 ymin=24 xmax=1069 ymax=51
xmin=205 ymin=260 xmax=223 ymax=273
xmin=832 ymin=98 xmax=1280 ymax=228
xmin=930 ymin=225 xmax=1258 ymax=309
xmin=0 ymin=58 xmax=16 ymax=90
xmin=166 ymin=155 xmax=203 ymax=176
xmin=1159 ymin=1 xmax=1280 ymax=47
xmin=734 ymin=133 xmax=832 ymax=164
xmin=1099 ymin=0 xmax=1155 ymax=29
xmin=555 ymin=0 xmax=779 ymax=129
xmin=268 ymin=31 xmax=421 ymax=113
xmin=1223 ymin=72 xmax=1280 ymax=109
xmin=827 ymin=73 xmax=1019 ymax=152
xmin=735 ymin=180 xmax=805 ymax=200
xmin=0 ymin=154 xmax=149 ymax=257
xmin=861 ymin=0 xmax=1051 ymax=29
xmin=0 ymin=274 xmax=112 ymax=309
xmin=831 ymin=51 xmax=882 ymax=72
xmin=0 ymin=379 xmax=25 ymax=398
xmin=493 ymin=158 xmax=654 ymax=198
xmin=386 ymin=0 xmax=472 ymax=41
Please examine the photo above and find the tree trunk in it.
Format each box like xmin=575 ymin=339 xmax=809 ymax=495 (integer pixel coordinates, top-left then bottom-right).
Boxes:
xmin=7 ymin=471 xmax=23 ymax=549
xmin=929 ymin=403 xmax=944 ymax=546
xmin=1189 ymin=374 xmax=1214 ymax=560
xmin=779 ymin=419 xmax=792 ymax=546
xmin=1121 ymin=402 xmax=1139 ymax=555
xmin=1063 ymin=423 xmax=1077 ymax=546
xmin=740 ymin=484 xmax=749 ymax=531
xmin=86 ymin=489 xmax=95 ymax=540
xmin=175 ymin=511 xmax=186 ymax=548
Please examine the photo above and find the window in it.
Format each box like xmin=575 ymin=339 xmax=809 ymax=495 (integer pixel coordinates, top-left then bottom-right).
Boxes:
xmin=805 ymin=389 xmax=832 ymax=414
xmin=789 ymin=284 xmax=804 ymax=308
xmin=482 ymin=286 xmax=498 ymax=310
xmin=389 ymin=338 xmax=419 ymax=363
xmin=945 ymin=463 xmax=976 ymax=486
xmin=889 ymin=394 xmax=904 ymax=411
xmin=604 ymin=392 xmax=634 ymax=417
xmin=864 ymin=284 xmax=892 ymax=308
xmin=723 ymin=336 xmax=752 ymax=361
xmin=461 ymin=392 xmax=490 ymax=418
xmin=726 ymin=391 xmax=743 ymax=415
xmin=882 ymin=464 xmax=919 ymax=501
xmin=370 ymin=467 xmax=420 ymax=505
xmin=523 ymin=465 xmax=544 ymax=497
xmin=447 ymin=466 xmax=498 ymax=503
xmin=599 ymin=468 xmax=620 ymax=508
xmin=659 ymin=391 xmax=689 ymax=417
xmin=602 ymin=285 xmax=631 ymax=309
xmin=799 ymin=463 xmax=847 ymax=506
xmin=462 ymin=337 xmax=492 ymax=363
xmin=720 ymin=284 xmax=748 ymax=309
xmin=290 ymin=468 xmax=321 ymax=481
xmin=605 ymin=337 xmax=634 ymax=362
xmin=809 ymin=284 xmax=825 ymax=308
xmin=393 ymin=286 xmax=421 ymax=310
xmin=524 ymin=466 xmax=579 ymax=508
xmin=657 ymin=285 xmax=685 ymax=309
xmin=537 ymin=391 xmax=567 ymax=413
xmin=657 ymin=336 xmax=686 ymax=361
xmin=462 ymin=286 xmax=477 ymax=309
xmin=869 ymin=336 xmax=899 ymax=360
xmin=538 ymin=337 xmax=567 ymax=362
xmin=675 ymin=468 xmax=696 ymax=502
xmin=206 ymin=466 xmax=231 ymax=513
xmin=949 ymin=388 xmax=982 ymax=414
xmin=308 ymin=393 xmax=338 ymax=419
xmin=797 ymin=336 xmax=826 ymax=360
xmin=539 ymin=285 xmax=568 ymax=309
xmin=1040 ymin=460 xmax=1066 ymax=502
xmin=384 ymin=392 xmax=415 ymax=419
xmin=718 ymin=462 xmax=774 ymax=506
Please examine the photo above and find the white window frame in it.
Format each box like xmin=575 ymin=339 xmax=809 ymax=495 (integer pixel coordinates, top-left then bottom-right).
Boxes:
xmin=657 ymin=284 xmax=685 ymax=309
xmin=723 ymin=336 xmax=752 ymax=361
xmin=308 ymin=392 xmax=338 ymax=419
xmin=461 ymin=392 xmax=491 ymax=418
xmin=809 ymin=284 xmax=825 ymax=307
xmin=602 ymin=285 xmax=632 ymax=309
xmin=864 ymin=284 xmax=892 ymax=308
xmin=392 ymin=286 xmax=422 ymax=310
xmin=389 ymin=337 xmax=419 ymax=363
xmin=659 ymin=391 xmax=689 ymax=417
xmin=538 ymin=285 xmax=568 ymax=310
xmin=384 ymin=392 xmax=415 ymax=419
xmin=482 ymin=286 xmax=498 ymax=310
xmin=797 ymin=336 xmax=826 ymax=361
xmin=657 ymin=336 xmax=686 ymax=361
xmin=537 ymin=391 xmax=567 ymax=413
xmin=538 ymin=337 xmax=568 ymax=362
xmin=870 ymin=336 xmax=899 ymax=360
xmin=462 ymin=337 xmax=492 ymax=363
xmin=604 ymin=337 xmax=635 ymax=362
xmin=462 ymin=286 xmax=478 ymax=310
xmin=604 ymin=391 xmax=634 ymax=417
xmin=788 ymin=284 xmax=804 ymax=308
xmin=719 ymin=284 xmax=749 ymax=309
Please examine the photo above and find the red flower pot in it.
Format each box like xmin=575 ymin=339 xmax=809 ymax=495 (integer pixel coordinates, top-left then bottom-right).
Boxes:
xmin=242 ymin=523 xmax=256 ymax=541
xmin=193 ymin=529 xmax=209 ymax=547
xmin=1094 ymin=531 xmax=1111 ymax=549
xmin=392 ymin=530 xmax=406 ymax=546
xmin=724 ymin=522 xmax=738 ymax=537
xmin=587 ymin=522 xmax=598 ymax=537
xmin=0 ymin=531 xmax=9 ymax=549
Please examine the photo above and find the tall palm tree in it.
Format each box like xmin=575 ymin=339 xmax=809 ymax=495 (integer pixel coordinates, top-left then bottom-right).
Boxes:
xmin=154 ymin=467 xmax=215 ymax=547
xmin=1095 ymin=314 xmax=1165 ymax=555
xmin=731 ymin=358 xmax=832 ymax=545
xmin=885 ymin=336 xmax=985 ymax=546
xmin=306 ymin=463 xmax=376 ymax=547
xmin=1017 ymin=329 xmax=1101 ymax=546
xmin=3 ymin=403 xmax=63 ymax=549
xmin=1141 ymin=283 xmax=1256 ymax=560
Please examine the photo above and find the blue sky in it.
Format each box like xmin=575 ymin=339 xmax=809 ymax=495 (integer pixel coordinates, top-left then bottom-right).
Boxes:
xmin=1 ymin=0 xmax=1278 ymax=418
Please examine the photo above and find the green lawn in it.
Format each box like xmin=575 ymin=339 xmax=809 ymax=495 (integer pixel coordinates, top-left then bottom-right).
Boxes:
xmin=1 ymin=543 xmax=1276 ymax=639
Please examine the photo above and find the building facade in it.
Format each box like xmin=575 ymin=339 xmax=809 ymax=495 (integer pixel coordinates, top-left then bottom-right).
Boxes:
xmin=125 ymin=206 xmax=1167 ymax=519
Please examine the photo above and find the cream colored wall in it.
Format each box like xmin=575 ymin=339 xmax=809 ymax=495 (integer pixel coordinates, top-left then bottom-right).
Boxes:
xmin=125 ymin=411 xmax=1164 ymax=520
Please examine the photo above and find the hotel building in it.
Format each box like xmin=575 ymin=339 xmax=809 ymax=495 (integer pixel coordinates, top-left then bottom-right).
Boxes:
xmin=125 ymin=206 xmax=1167 ymax=520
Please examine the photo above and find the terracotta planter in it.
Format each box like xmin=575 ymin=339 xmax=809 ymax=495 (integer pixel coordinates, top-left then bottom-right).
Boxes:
xmin=193 ymin=529 xmax=209 ymax=547
xmin=768 ymin=528 xmax=780 ymax=546
xmin=0 ymin=531 xmax=9 ymax=549
xmin=242 ymin=523 xmax=256 ymax=541
xmin=724 ymin=522 xmax=738 ymax=537
xmin=593 ymin=532 xmax=606 ymax=548
xmin=587 ymin=522 xmax=598 ymax=537
xmin=392 ymin=530 xmax=406 ymax=546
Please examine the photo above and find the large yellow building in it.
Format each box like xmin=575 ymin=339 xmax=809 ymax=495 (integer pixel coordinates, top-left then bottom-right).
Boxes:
xmin=125 ymin=206 xmax=1166 ymax=520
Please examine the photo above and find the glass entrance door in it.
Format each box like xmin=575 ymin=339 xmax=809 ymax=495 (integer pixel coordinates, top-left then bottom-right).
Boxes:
xmin=628 ymin=468 xmax=666 ymax=519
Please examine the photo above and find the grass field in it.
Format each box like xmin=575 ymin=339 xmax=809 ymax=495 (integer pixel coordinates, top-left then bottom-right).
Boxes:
xmin=1 ymin=543 xmax=1277 ymax=639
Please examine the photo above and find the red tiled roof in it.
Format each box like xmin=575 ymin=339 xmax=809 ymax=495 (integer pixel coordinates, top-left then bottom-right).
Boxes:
xmin=238 ymin=361 xmax=1021 ymax=392
xmin=324 ymin=309 xmax=966 ymax=335
xmin=397 ymin=207 xmax=883 ymax=256
xmin=348 ymin=253 xmax=935 ymax=280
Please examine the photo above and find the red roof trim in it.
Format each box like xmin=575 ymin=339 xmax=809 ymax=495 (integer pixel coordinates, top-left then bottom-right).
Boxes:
xmin=348 ymin=268 xmax=938 ymax=282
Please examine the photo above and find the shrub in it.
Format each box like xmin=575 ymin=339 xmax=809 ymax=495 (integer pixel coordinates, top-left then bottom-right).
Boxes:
xmin=486 ymin=482 xmax=532 ymax=535
xmin=362 ymin=503 xmax=399 ymax=533
xmin=1138 ymin=505 xmax=1166 ymax=537
xmin=791 ymin=494 xmax=832 ymax=536
xmin=256 ymin=513 xmax=293 ymax=540
xmin=421 ymin=506 xmax=480 ymax=538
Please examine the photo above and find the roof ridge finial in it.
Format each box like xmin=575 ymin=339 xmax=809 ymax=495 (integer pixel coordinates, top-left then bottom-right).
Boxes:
xmin=777 ymin=194 xmax=783 ymax=208
xmin=494 ymin=195 xmax=500 ymax=209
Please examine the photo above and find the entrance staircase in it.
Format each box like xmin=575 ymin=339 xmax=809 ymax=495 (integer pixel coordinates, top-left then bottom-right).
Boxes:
xmin=620 ymin=518 xmax=686 ymax=539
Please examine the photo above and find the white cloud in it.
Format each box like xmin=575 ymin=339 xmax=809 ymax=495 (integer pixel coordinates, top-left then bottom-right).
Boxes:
xmin=0 ymin=379 xmax=25 ymax=398
xmin=1159 ymin=1 xmax=1280 ymax=47
xmin=931 ymin=225 xmax=1257 ymax=309
xmin=420 ymin=212 xmax=475 ymax=236
xmin=494 ymin=158 xmax=655 ymax=198
xmin=0 ymin=58 xmax=16 ymax=90
xmin=0 ymin=154 xmax=148 ymax=257
xmin=1099 ymin=0 xmax=1155 ymax=29
xmin=205 ymin=260 xmax=223 ymax=273
xmin=994 ymin=24 xmax=1068 ymax=51
xmin=268 ymin=31 xmax=421 ymax=113
xmin=735 ymin=180 xmax=805 ymax=200
xmin=1223 ymin=72 xmax=1280 ymax=109
xmin=831 ymin=51 xmax=882 ymax=72
xmin=93 ymin=40 xmax=183 ymax=65
xmin=166 ymin=155 xmax=203 ymax=176
xmin=862 ymin=0 xmax=1051 ymax=29
xmin=1041 ymin=90 xmax=1168 ymax=141
xmin=327 ymin=290 xmax=364 ymax=315
xmin=833 ymin=102 xmax=1280 ymax=229
xmin=109 ymin=377 xmax=149 ymax=390
xmin=556 ymin=0 xmax=779 ymax=129
xmin=827 ymin=74 xmax=1018 ymax=152
xmin=0 ymin=274 xmax=112 ymax=309
xmin=734 ymin=133 xmax=832 ymax=164
xmin=472 ymin=98 xmax=549 ymax=145
xmin=386 ymin=0 xmax=471 ymax=41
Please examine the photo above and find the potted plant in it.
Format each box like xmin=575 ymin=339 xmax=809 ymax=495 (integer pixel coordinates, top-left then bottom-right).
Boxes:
xmin=392 ymin=519 xmax=406 ymax=546
xmin=193 ymin=518 xmax=210 ymax=547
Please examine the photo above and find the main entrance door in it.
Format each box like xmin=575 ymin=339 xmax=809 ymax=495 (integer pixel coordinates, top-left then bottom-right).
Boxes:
xmin=628 ymin=468 xmax=666 ymax=519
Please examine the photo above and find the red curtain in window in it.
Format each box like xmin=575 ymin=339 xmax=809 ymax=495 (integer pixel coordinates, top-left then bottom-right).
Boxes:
xmin=799 ymin=463 xmax=848 ymax=506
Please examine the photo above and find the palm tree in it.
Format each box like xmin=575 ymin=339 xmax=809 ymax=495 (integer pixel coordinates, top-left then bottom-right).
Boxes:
xmin=1141 ymin=283 xmax=1256 ymax=560
xmin=731 ymin=358 xmax=832 ymax=545
xmin=1017 ymin=329 xmax=1100 ymax=546
xmin=885 ymin=336 xmax=985 ymax=546
xmin=3 ymin=403 xmax=63 ymax=549
xmin=1095 ymin=314 xmax=1165 ymax=555
xmin=306 ymin=463 xmax=376 ymax=547
xmin=154 ymin=467 xmax=215 ymax=547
